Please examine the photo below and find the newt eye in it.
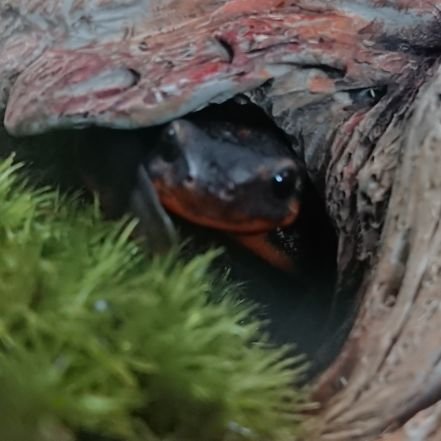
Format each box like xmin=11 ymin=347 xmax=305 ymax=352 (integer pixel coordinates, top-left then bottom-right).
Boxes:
xmin=271 ymin=167 xmax=298 ymax=200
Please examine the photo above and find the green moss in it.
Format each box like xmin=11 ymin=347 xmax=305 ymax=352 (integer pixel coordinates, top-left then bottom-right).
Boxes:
xmin=0 ymin=157 xmax=308 ymax=441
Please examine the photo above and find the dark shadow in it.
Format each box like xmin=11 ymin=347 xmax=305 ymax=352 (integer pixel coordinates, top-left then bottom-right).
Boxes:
xmin=0 ymin=100 xmax=356 ymax=380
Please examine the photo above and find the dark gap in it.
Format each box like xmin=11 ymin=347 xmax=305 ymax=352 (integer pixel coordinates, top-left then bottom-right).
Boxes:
xmin=1 ymin=98 xmax=347 ymax=380
xmin=213 ymin=35 xmax=235 ymax=63
xmin=298 ymin=63 xmax=345 ymax=79
xmin=127 ymin=67 xmax=141 ymax=87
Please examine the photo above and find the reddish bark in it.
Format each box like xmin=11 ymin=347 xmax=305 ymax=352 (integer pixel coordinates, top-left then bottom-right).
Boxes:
xmin=307 ymin=65 xmax=441 ymax=440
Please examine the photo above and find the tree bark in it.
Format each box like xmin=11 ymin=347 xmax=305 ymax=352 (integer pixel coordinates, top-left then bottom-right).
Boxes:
xmin=308 ymin=63 xmax=441 ymax=441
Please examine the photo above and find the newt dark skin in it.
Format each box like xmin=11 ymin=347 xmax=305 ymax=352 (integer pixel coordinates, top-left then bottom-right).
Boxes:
xmin=145 ymin=118 xmax=306 ymax=272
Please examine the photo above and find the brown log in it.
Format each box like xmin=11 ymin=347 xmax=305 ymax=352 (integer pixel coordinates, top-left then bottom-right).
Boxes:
xmin=376 ymin=401 xmax=441 ymax=441
xmin=308 ymin=64 xmax=441 ymax=440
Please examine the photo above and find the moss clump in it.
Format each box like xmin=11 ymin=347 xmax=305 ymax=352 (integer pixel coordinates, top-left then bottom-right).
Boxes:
xmin=0 ymin=157 xmax=307 ymax=441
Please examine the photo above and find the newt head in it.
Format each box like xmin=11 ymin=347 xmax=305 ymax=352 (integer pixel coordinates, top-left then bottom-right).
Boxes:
xmin=146 ymin=118 xmax=304 ymax=234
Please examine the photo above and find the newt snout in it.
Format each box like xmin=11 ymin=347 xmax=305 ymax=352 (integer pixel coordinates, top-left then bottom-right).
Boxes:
xmin=147 ymin=119 xmax=303 ymax=235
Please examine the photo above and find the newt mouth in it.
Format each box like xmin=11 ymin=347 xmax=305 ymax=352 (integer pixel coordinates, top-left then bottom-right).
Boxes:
xmin=149 ymin=177 xmax=301 ymax=235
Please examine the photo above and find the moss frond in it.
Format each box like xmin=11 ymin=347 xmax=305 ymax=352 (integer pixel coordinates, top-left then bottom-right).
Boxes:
xmin=0 ymin=156 xmax=308 ymax=441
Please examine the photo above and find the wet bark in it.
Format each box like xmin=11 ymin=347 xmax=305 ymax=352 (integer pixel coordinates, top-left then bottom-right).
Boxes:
xmin=306 ymin=63 xmax=441 ymax=441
